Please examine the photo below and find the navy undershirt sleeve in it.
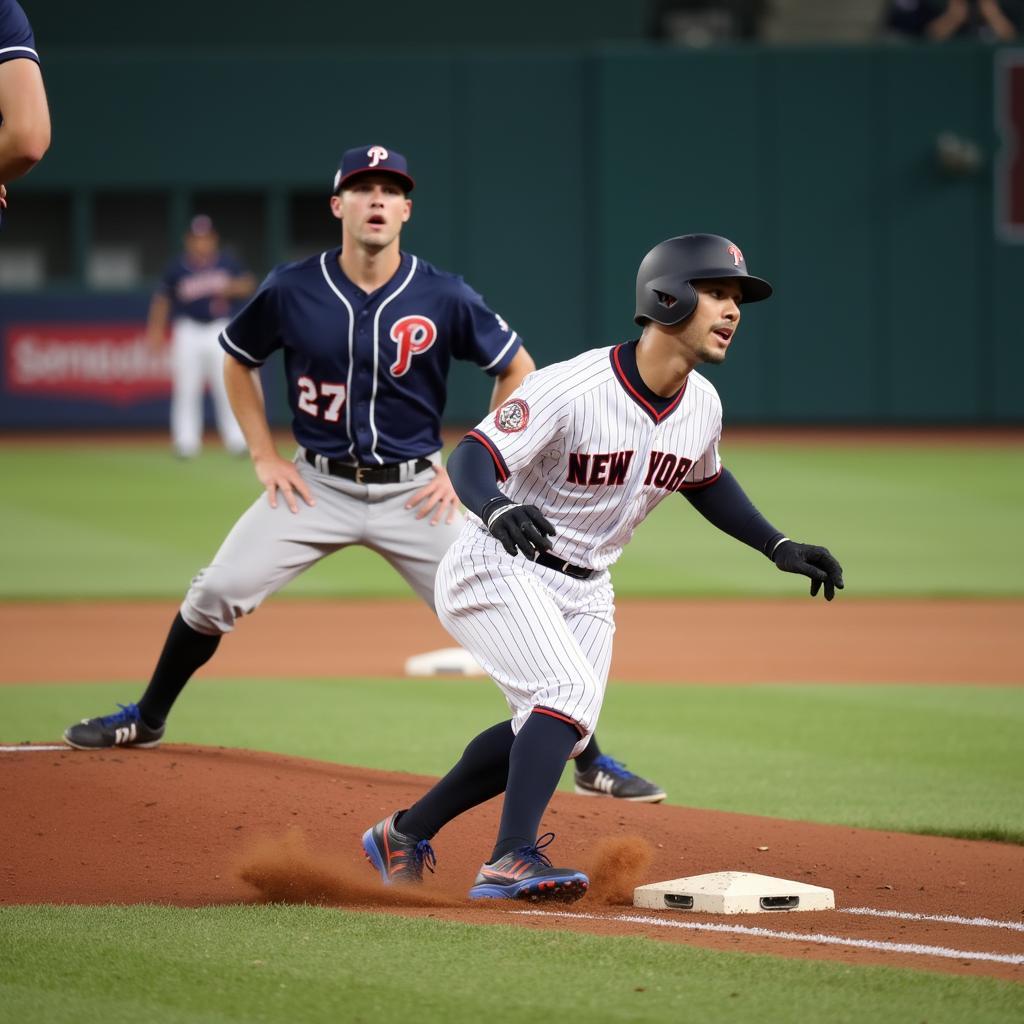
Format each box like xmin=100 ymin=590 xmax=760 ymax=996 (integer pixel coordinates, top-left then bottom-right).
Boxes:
xmin=446 ymin=436 xmax=507 ymax=519
xmin=682 ymin=468 xmax=785 ymax=557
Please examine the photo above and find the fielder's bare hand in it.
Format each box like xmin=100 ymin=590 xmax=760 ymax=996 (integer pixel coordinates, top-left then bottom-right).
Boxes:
xmin=406 ymin=463 xmax=461 ymax=525
xmin=771 ymin=540 xmax=844 ymax=600
xmin=253 ymin=452 xmax=316 ymax=514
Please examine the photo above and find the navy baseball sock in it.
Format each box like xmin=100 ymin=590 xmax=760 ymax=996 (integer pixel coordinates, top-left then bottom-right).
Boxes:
xmin=490 ymin=711 xmax=580 ymax=862
xmin=572 ymin=735 xmax=603 ymax=771
xmin=396 ymin=721 xmax=515 ymax=840
xmin=136 ymin=613 xmax=221 ymax=727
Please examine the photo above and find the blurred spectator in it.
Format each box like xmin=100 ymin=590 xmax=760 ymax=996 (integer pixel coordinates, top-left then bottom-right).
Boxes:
xmin=0 ymin=0 xmax=51 ymax=217
xmin=650 ymin=0 xmax=765 ymax=44
xmin=885 ymin=0 xmax=1021 ymax=40
xmin=150 ymin=215 xmax=256 ymax=459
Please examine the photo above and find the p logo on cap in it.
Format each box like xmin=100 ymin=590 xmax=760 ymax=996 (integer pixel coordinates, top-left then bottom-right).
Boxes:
xmin=332 ymin=145 xmax=416 ymax=194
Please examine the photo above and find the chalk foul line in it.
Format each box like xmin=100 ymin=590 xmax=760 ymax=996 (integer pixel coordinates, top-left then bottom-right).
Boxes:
xmin=841 ymin=906 xmax=1024 ymax=933
xmin=512 ymin=910 xmax=1024 ymax=966
xmin=0 ymin=745 xmax=66 ymax=752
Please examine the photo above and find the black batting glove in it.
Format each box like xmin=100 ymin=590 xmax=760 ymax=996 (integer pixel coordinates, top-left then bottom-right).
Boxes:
xmin=484 ymin=499 xmax=556 ymax=560
xmin=770 ymin=539 xmax=845 ymax=601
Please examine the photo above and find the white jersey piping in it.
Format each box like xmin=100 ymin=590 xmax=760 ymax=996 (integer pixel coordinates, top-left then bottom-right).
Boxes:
xmin=219 ymin=328 xmax=262 ymax=366
xmin=319 ymin=251 xmax=358 ymax=461
xmin=482 ymin=331 xmax=519 ymax=372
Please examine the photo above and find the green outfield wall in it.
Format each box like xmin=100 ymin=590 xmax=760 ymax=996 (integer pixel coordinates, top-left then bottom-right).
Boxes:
xmin=6 ymin=42 xmax=1023 ymax=424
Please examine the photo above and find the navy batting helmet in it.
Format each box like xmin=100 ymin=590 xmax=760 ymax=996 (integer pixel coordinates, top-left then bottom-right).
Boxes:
xmin=634 ymin=234 xmax=773 ymax=327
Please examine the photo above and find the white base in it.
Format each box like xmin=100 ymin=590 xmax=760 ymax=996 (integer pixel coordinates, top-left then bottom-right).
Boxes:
xmin=634 ymin=872 xmax=835 ymax=914
xmin=404 ymin=646 xmax=486 ymax=677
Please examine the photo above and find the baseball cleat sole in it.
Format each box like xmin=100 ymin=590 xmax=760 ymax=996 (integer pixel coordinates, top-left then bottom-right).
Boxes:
xmin=468 ymin=875 xmax=589 ymax=903
xmin=61 ymin=734 xmax=162 ymax=751
xmin=572 ymin=784 xmax=666 ymax=803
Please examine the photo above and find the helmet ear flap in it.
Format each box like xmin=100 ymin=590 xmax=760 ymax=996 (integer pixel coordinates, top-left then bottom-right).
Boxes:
xmin=636 ymin=278 xmax=698 ymax=326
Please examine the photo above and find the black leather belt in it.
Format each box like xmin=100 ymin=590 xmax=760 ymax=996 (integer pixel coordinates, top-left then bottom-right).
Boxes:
xmin=304 ymin=450 xmax=432 ymax=484
xmin=535 ymin=551 xmax=595 ymax=580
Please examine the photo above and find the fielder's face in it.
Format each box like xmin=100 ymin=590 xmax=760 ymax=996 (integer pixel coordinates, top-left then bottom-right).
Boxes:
xmin=330 ymin=173 xmax=412 ymax=253
xmin=184 ymin=231 xmax=219 ymax=265
xmin=678 ymin=279 xmax=743 ymax=366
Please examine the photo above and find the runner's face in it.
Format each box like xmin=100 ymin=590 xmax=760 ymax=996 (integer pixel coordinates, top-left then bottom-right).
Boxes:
xmin=676 ymin=279 xmax=743 ymax=365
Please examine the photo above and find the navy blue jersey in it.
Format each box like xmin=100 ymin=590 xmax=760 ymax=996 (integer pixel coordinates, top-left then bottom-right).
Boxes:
xmin=220 ymin=248 xmax=523 ymax=464
xmin=0 ymin=0 xmax=38 ymax=64
xmin=160 ymin=252 xmax=246 ymax=324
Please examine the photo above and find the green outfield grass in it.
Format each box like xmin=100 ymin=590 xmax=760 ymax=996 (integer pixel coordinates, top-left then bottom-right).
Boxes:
xmin=0 ymin=440 xmax=1021 ymax=598
xmin=5 ymin=679 xmax=1022 ymax=839
xmin=2 ymin=905 xmax=1020 ymax=1024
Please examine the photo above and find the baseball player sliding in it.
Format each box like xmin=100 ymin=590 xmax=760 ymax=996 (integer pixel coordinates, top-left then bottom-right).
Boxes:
xmin=63 ymin=145 xmax=663 ymax=803
xmin=362 ymin=233 xmax=844 ymax=903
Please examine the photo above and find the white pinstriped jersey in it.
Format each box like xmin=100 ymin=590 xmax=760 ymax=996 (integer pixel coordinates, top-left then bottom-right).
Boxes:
xmin=467 ymin=342 xmax=723 ymax=571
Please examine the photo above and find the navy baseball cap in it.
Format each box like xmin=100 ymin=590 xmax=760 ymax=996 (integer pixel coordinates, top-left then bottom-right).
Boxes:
xmin=188 ymin=214 xmax=215 ymax=236
xmin=332 ymin=145 xmax=415 ymax=195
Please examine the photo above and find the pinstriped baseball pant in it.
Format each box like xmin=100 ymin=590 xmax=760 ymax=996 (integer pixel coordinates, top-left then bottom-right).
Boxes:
xmin=435 ymin=524 xmax=615 ymax=759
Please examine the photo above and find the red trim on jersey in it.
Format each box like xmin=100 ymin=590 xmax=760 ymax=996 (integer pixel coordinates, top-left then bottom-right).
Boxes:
xmin=467 ymin=429 xmax=510 ymax=482
xmin=610 ymin=345 xmax=687 ymax=424
xmin=677 ymin=466 xmax=723 ymax=490
xmin=533 ymin=706 xmax=586 ymax=737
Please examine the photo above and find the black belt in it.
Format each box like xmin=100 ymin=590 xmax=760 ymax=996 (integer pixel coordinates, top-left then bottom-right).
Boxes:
xmin=304 ymin=450 xmax=432 ymax=484
xmin=535 ymin=551 xmax=595 ymax=580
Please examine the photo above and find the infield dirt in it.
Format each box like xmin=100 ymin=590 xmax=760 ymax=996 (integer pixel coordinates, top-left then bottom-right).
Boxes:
xmin=1 ymin=597 xmax=1021 ymax=685
xmin=2 ymin=745 xmax=1022 ymax=982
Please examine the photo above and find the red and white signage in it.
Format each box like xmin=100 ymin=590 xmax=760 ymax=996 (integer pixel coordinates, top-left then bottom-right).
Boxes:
xmin=4 ymin=324 xmax=171 ymax=404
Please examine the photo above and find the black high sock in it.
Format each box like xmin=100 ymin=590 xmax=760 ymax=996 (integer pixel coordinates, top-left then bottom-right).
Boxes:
xmin=490 ymin=711 xmax=580 ymax=862
xmin=136 ymin=613 xmax=221 ymax=727
xmin=396 ymin=721 xmax=515 ymax=841
xmin=572 ymin=734 xmax=603 ymax=772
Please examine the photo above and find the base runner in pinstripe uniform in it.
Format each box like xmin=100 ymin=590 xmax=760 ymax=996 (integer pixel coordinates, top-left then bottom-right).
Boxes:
xmin=62 ymin=143 xmax=665 ymax=804
xmin=362 ymin=233 xmax=844 ymax=902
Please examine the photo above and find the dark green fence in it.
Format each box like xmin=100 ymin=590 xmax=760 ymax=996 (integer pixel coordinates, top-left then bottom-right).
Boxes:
xmin=10 ymin=43 xmax=1023 ymax=423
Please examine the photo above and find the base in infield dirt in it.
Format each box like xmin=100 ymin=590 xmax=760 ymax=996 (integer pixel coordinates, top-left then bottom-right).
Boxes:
xmin=634 ymin=872 xmax=835 ymax=914
xmin=403 ymin=646 xmax=486 ymax=676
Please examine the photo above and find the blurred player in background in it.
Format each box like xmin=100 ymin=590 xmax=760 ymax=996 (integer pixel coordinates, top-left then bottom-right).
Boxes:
xmin=0 ymin=0 xmax=51 ymax=218
xmin=150 ymin=215 xmax=256 ymax=458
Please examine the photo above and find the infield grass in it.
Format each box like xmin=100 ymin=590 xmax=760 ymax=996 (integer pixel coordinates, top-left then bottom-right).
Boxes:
xmin=4 ymin=679 xmax=1022 ymax=839
xmin=1 ymin=439 xmax=1021 ymax=598
xmin=1 ymin=905 xmax=1021 ymax=1024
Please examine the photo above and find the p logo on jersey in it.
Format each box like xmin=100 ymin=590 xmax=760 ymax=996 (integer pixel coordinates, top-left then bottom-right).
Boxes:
xmin=390 ymin=315 xmax=438 ymax=376
xmin=367 ymin=145 xmax=389 ymax=167
xmin=495 ymin=398 xmax=530 ymax=433
xmin=727 ymin=245 xmax=744 ymax=267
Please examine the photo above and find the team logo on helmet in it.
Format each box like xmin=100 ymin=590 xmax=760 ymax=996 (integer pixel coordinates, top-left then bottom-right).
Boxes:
xmin=727 ymin=244 xmax=744 ymax=267
xmin=495 ymin=398 xmax=530 ymax=433
xmin=368 ymin=145 xmax=389 ymax=167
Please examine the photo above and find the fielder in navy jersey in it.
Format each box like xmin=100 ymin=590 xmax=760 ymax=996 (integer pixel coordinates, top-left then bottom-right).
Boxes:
xmin=0 ymin=0 xmax=51 ymax=217
xmin=63 ymin=143 xmax=666 ymax=804
xmin=151 ymin=214 xmax=254 ymax=458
